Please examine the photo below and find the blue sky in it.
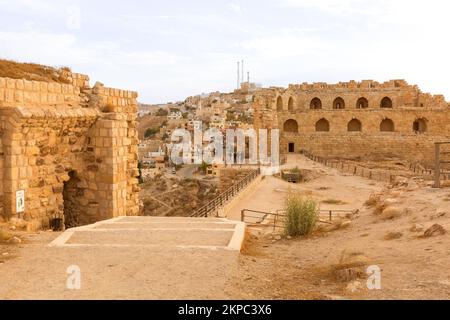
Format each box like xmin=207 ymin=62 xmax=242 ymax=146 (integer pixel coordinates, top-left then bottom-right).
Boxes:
xmin=0 ymin=0 xmax=449 ymax=103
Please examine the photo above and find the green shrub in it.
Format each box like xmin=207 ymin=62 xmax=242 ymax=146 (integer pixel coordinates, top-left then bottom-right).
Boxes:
xmin=284 ymin=194 xmax=319 ymax=236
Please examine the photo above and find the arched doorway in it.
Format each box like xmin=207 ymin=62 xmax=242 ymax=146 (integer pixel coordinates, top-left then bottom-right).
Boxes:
xmin=63 ymin=171 xmax=87 ymax=229
xmin=380 ymin=119 xmax=395 ymax=132
xmin=283 ymin=119 xmax=299 ymax=133
xmin=348 ymin=119 xmax=362 ymax=132
xmin=315 ymin=118 xmax=330 ymax=132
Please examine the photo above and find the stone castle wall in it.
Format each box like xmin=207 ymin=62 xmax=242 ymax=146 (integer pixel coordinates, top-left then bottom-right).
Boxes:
xmin=254 ymin=80 xmax=450 ymax=167
xmin=0 ymin=70 xmax=140 ymax=230
xmin=0 ymin=122 xmax=3 ymax=218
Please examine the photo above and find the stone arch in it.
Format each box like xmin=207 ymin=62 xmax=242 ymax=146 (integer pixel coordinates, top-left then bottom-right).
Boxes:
xmin=288 ymin=97 xmax=294 ymax=112
xmin=356 ymin=97 xmax=369 ymax=109
xmin=276 ymin=96 xmax=283 ymax=111
xmin=381 ymin=97 xmax=393 ymax=108
xmin=283 ymin=119 xmax=299 ymax=133
xmin=348 ymin=119 xmax=362 ymax=132
xmin=413 ymin=118 xmax=428 ymax=133
xmin=315 ymin=118 xmax=330 ymax=132
xmin=380 ymin=118 xmax=395 ymax=132
xmin=310 ymin=97 xmax=322 ymax=110
xmin=333 ymin=97 xmax=345 ymax=109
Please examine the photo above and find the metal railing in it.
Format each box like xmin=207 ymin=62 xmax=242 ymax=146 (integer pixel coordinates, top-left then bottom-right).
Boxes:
xmin=241 ymin=208 xmax=356 ymax=231
xmin=190 ymin=169 xmax=261 ymax=218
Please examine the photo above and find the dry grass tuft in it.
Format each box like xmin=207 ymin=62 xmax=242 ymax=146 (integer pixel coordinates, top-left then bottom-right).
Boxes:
xmin=322 ymin=199 xmax=347 ymax=205
xmin=365 ymin=194 xmax=381 ymax=208
xmin=0 ymin=59 xmax=71 ymax=83
xmin=384 ymin=231 xmax=403 ymax=240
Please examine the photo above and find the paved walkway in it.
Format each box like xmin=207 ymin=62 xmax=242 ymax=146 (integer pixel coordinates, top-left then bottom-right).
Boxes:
xmin=0 ymin=217 xmax=245 ymax=300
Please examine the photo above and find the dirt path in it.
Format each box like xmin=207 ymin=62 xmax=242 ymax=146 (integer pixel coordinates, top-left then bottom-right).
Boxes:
xmin=0 ymin=217 xmax=244 ymax=300
xmin=225 ymin=155 xmax=450 ymax=300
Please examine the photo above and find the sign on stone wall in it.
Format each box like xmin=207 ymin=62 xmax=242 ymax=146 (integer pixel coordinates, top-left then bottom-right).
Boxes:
xmin=16 ymin=190 xmax=25 ymax=213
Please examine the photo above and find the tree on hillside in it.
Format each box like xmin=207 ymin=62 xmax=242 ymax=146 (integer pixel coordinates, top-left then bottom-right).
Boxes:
xmin=156 ymin=108 xmax=168 ymax=117
xmin=145 ymin=127 xmax=160 ymax=138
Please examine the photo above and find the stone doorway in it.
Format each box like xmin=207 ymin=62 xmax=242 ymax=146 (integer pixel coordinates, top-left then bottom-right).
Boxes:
xmin=63 ymin=171 xmax=84 ymax=229
xmin=288 ymin=143 xmax=295 ymax=153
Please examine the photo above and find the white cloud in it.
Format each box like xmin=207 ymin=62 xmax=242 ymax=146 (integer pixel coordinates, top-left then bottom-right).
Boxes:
xmin=228 ymin=3 xmax=242 ymax=14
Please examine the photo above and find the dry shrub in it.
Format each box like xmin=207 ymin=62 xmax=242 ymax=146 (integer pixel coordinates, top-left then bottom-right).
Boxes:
xmin=322 ymin=199 xmax=347 ymax=205
xmin=284 ymin=193 xmax=318 ymax=237
xmin=365 ymin=193 xmax=381 ymax=208
xmin=384 ymin=231 xmax=403 ymax=240
xmin=331 ymin=250 xmax=371 ymax=283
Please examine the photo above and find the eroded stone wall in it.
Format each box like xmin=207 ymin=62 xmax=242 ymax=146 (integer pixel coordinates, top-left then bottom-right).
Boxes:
xmin=0 ymin=70 xmax=140 ymax=229
xmin=254 ymin=80 xmax=450 ymax=167
xmin=0 ymin=121 xmax=4 ymax=218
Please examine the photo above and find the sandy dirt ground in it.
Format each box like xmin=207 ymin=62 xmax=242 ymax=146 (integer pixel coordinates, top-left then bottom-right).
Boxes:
xmin=0 ymin=217 xmax=241 ymax=300
xmin=1 ymin=155 xmax=449 ymax=300
xmin=225 ymin=155 xmax=450 ymax=300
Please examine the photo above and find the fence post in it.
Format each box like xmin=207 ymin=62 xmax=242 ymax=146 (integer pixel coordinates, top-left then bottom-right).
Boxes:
xmin=329 ymin=210 xmax=332 ymax=222
xmin=241 ymin=210 xmax=245 ymax=222
xmin=435 ymin=143 xmax=441 ymax=188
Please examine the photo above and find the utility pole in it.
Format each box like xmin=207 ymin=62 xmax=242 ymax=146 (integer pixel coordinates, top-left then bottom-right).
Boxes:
xmin=241 ymin=60 xmax=244 ymax=84
xmin=237 ymin=61 xmax=240 ymax=90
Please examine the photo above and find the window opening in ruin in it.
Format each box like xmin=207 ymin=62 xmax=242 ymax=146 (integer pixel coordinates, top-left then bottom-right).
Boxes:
xmin=333 ymin=97 xmax=346 ymax=109
xmin=315 ymin=118 xmax=330 ymax=132
xmin=288 ymin=97 xmax=294 ymax=112
xmin=380 ymin=119 xmax=395 ymax=132
xmin=381 ymin=97 xmax=393 ymax=108
xmin=413 ymin=118 xmax=427 ymax=134
xmin=283 ymin=119 xmax=299 ymax=133
xmin=277 ymin=96 xmax=283 ymax=111
xmin=356 ymin=97 xmax=369 ymax=109
xmin=288 ymin=143 xmax=295 ymax=153
xmin=348 ymin=119 xmax=362 ymax=132
xmin=310 ymin=98 xmax=322 ymax=109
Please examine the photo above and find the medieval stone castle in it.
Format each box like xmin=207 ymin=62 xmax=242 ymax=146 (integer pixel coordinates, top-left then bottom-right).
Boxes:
xmin=1 ymin=68 xmax=450 ymax=230
xmin=253 ymin=80 xmax=450 ymax=166
xmin=0 ymin=69 xmax=140 ymax=229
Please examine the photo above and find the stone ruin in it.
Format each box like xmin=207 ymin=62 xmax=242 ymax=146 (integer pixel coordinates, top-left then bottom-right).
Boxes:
xmin=253 ymin=79 xmax=450 ymax=166
xmin=0 ymin=66 xmax=140 ymax=230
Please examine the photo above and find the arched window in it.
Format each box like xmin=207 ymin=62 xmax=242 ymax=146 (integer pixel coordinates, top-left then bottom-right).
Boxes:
xmin=356 ymin=97 xmax=369 ymax=109
xmin=381 ymin=97 xmax=393 ymax=108
xmin=333 ymin=97 xmax=345 ymax=109
xmin=310 ymin=98 xmax=322 ymax=110
xmin=348 ymin=119 xmax=362 ymax=132
xmin=288 ymin=97 xmax=294 ymax=112
xmin=380 ymin=119 xmax=395 ymax=132
xmin=413 ymin=118 xmax=427 ymax=133
xmin=276 ymin=96 xmax=283 ymax=111
xmin=283 ymin=119 xmax=299 ymax=133
xmin=315 ymin=118 xmax=330 ymax=132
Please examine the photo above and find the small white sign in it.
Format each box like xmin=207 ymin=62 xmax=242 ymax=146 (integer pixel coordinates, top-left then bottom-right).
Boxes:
xmin=16 ymin=190 xmax=25 ymax=213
